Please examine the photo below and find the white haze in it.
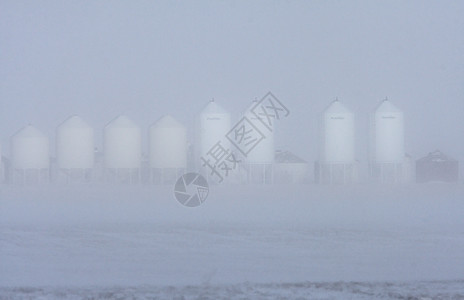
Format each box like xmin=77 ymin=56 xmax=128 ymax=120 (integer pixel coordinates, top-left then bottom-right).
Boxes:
xmin=1 ymin=184 xmax=464 ymax=298
xmin=0 ymin=1 xmax=463 ymax=167
xmin=1 ymin=1 xmax=464 ymax=298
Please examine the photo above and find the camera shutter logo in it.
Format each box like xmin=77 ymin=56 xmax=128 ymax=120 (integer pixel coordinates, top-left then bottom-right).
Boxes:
xmin=174 ymin=173 xmax=209 ymax=207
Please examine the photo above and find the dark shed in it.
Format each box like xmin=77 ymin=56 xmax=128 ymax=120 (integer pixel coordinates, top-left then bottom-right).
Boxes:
xmin=416 ymin=150 xmax=459 ymax=183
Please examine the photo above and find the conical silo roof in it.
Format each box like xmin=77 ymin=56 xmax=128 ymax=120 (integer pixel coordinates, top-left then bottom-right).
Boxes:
xmin=200 ymin=99 xmax=229 ymax=115
xmin=58 ymin=115 xmax=91 ymax=129
xmin=375 ymin=99 xmax=402 ymax=113
xmin=151 ymin=115 xmax=184 ymax=129
xmin=105 ymin=115 xmax=138 ymax=128
xmin=13 ymin=125 xmax=47 ymax=139
xmin=324 ymin=99 xmax=352 ymax=114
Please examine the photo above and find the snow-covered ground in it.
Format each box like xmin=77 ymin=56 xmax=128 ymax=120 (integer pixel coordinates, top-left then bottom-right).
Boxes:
xmin=1 ymin=280 xmax=464 ymax=299
xmin=1 ymin=183 xmax=464 ymax=299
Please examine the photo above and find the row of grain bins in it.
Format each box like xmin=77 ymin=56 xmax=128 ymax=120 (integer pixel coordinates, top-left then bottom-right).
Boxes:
xmin=0 ymin=98 xmax=458 ymax=185
xmin=315 ymin=98 xmax=414 ymax=184
xmin=0 ymin=99 xmax=287 ymax=185
xmin=2 ymin=114 xmax=187 ymax=185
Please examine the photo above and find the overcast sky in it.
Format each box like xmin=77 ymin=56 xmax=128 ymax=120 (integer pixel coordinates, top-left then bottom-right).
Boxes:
xmin=1 ymin=0 xmax=463 ymax=166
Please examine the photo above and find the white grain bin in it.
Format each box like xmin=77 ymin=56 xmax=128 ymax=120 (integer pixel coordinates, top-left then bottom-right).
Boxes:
xmin=369 ymin=99 xmax=407 ymax=183
xmin=320 ymin=99 xmax=355 ymax=163
xmin=242 ymin=99 xmax=274 ymax=184
xmin=103 ymin=115 xmax=141 ymax=183
xmin=56 ymin=115 xmax=94 ymax=169
xmin=316 ymin=99 xmax=357 ymax=184
xmin=195 ymin=100 xmax=231 ymax=173
xmin=55 ymin=115 xmax=94 ymax=182
xmin=370 ymin=99 xmax=404 ymax=163
xmin=10 ymin=125 xmax=49 ymax=184
xmin=149 ymin=115 xmax=187 ymax=184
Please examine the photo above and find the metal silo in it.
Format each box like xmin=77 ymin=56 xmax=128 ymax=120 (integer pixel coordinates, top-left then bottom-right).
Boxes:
xmin=103 ymin=115 xmax=141 ymax=183
xmin=369 ymin=99 xmax=408 ymax=183
xmin=195 ymin=99 xmax=231 ymax=181
xmin=149 ymin=115 xmax=187 ymax=184
xmin=10 ymin=125 xmax=49 ymax=184
xmin=56 ymin=115 xmax=94 ymax=182
xmin=243 ymin=99 xmax=274 ymax=184
xmin=316 ymin=99 xmax=357 ymax=184
xmin=371 ymin=99 xmax=404 ymax=163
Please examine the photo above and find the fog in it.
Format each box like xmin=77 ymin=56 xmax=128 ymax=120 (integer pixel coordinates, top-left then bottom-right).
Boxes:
xmin=1 ymin=1 xmax=464 ymax=298
xmin=1 ymin=184 xmax=464 ymax=298
xmin=1 ymin=1 xmax=463 ymax=166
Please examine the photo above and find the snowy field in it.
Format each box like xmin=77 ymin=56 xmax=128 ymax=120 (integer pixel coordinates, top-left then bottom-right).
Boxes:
xmin=1 ymin=183 xmax=464 ymax=299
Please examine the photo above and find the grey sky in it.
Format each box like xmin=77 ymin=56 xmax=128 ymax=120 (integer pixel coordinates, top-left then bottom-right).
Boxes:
xmin=1 ymin=0 xmax=463 ymax=166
